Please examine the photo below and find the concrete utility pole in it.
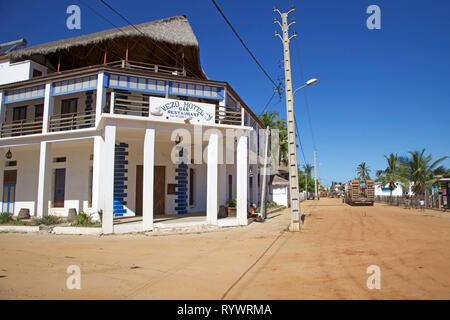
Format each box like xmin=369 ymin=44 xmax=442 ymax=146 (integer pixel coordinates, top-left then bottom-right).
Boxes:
xmin=260 ymin=127 xmax=270 ymax=219
xmin=318 ymin=161 xmax=321 ymax=200
xmin=305 ymin=168 xmax=308 ymax=200
xmin=274 ymin=7 xmax=302 ymax=231
xmin=314 ymin=150 xmax=318 ymax=200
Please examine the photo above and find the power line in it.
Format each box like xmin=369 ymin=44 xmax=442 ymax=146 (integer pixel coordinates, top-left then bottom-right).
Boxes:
xmin=210 ymin=0 xmax=281 ymax=93
xmin=293 ymin=37 xmax=317 ymax=150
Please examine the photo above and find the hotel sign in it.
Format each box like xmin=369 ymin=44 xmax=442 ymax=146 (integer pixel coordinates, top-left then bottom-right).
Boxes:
xmin=149 ymin=97 xmax=216 ymax=124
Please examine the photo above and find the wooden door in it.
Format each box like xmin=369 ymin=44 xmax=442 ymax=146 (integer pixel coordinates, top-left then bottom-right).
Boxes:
xmin=135 ymin=165 xmax=143 ymax=216
xmin=154 ymin=166 xmax=165 ymax=215
xmin=54 ymin=168 xmax=65 ymax=208
xmin=135 ymin=165 xmax=165 ymax=216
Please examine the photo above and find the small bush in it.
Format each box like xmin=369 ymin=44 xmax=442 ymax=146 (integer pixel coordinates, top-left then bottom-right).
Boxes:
xmin=72 ymin=211 xmax=91 ymax=226
xmin=0 ymin=212 xmax=12 ymax=224
xmin=226 ymin=199 xmax=237 ymax=208
xmin=72 ymin=211 xmax=100 ymax=227
xmin=37 ymin=215 xmax=63 ymax=225
xmin=13 ymin=217 xmax=25 ymax=226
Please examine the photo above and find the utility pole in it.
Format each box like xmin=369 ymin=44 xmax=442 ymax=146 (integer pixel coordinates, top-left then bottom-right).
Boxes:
xmin=305 ymin=168 xmax=308 ymax=200
xmin=318 ymin=161 xmax=321 ymax=200
xmin=274 ymin=6 xmax=302 ymax=231
xmin=314 ymin=150 xmax=318 ymax=200
xmin=260 ymin=127 xmax=270 ymax=219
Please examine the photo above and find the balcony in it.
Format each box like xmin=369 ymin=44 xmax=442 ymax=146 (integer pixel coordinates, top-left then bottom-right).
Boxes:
xmin=49 ymin=112 xmax=95 ymax=132
xmin=107 ymin=60 xmax=187 ymax=77
xmin=111 ymin=90 xmax=242 ymax=125
xmin=0 ymin=119 xmax=43 ymax=137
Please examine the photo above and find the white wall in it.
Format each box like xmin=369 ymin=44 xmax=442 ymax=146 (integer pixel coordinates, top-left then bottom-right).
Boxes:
xmin=374 ymin=183 xmax=405 ymax=196
xmin=268 ymin=185 xmax=289 ymax=207
xmin=0 ymin=59 xmax=48 ymax=86
xmin=6 ymin=147 xmax=39 ymax=216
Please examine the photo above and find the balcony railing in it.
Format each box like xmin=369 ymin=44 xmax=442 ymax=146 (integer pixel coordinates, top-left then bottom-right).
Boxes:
xmin=216 ymin=106 xmax=242 ymax=126
xmin=113 ymin=90 xmax=149 ymax=117
xmin=107 ymin=60 xmax=186 ymax=77
xmin=112 ymin=90 xmax=242 ymax=125
xmin=0 ymin=119 xmax=43 ymax=137
xmin=49 ymin=112 xmax=95 ymax=132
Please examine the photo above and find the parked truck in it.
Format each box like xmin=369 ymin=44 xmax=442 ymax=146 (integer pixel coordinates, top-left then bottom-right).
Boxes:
xmin=344 ymin=179 xmax=375 ymax=206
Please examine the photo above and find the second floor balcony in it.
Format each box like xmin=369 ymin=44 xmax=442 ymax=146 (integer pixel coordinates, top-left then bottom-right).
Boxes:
xmin=0 ymin=62 xmax=259 ymax=139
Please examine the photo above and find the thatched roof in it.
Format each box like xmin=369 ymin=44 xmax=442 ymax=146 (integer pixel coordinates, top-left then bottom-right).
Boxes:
xmin=269 ymin=174 xmax=290 ymax=186
xmin=8 ymin=16 xmax=198 ymax=59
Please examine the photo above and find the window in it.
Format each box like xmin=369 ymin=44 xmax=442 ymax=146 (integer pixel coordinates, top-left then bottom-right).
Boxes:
xmin=88 ymin=166 xmax=93 ymax=208
xmin=189 ymin=168 xmax=195 ymax=206
xmin=5 ymin=161 xmax=17 ymax=167
xmin=53 ymin=168 xmax=66 ymax=208
xmin=228 ymin=174 xmax=233 ymax=201
xmin=35 ymin=104 xmax=44 ymax=119
xmin=13 ymin=106 xmax=27 ymax=121
xmin=53 ymin=157 xmax=66 ymax=163
xmin=32 ymin=69 xmax=42 ymax=77
xmin=61 ymin=98 xmax=78 ymax=114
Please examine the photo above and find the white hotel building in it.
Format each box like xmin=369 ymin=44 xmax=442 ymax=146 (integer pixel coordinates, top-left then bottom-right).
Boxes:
xmin=0 ymin=16 xmax=266 ymax=233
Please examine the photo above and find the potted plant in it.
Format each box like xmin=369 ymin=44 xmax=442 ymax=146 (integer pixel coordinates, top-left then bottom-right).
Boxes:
xmin=226 ymin=199 xmax=237 ymax=217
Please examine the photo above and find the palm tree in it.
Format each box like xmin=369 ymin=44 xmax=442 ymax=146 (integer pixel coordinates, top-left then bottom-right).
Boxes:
xmin=400 ymin=149 xmax=448 ymax=197
xmin=356 ymin=162 xmax=371 ymax=180
xmin=258 ymin=111 xmax=288 ymax=164
xmin=258 ymin=111 xmax=279 ymax=128
xmin=376 ymin=153 xmax=407 ymax=203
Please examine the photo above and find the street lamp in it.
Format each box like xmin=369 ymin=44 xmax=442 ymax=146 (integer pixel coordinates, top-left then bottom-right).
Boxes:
xmin=293 ymin=78 xmax=318 ymax=95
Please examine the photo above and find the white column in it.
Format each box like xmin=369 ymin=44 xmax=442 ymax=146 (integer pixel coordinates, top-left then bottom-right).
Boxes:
xmin=91 ymin=135 xmax=104 ymax=213
xmin=102 ymin=125 xmax=116 ymax=234
xmin=36 ymin=141 xmax=52 ymax=218
xmin=42 ymin=83 xmax=54 ymax=133
xmin=206 ymin=133 xmax=219 ymax=225
xmin=96 ymin=72 xmax=106 ymax=127
xmin=0 ymin=91 xmax=6 ymax=124
xmin=142 ymin=127 xmax=155 ymax=231
xmin=218 ymin=141 xmax=227 ymax=206
xmin=237 ymin=134 xmax=248 ymax=225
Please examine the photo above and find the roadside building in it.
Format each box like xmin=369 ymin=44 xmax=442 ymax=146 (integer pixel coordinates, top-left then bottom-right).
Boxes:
xmin=0 ymin=16 xmax=266 ymax=233
xmin=374 ymin=182 xmax=415 ymax=197
xmin=432 ymin=175 xmax=450 ymax=209
xmin=267 ymin=174 xmax=292 ymax=207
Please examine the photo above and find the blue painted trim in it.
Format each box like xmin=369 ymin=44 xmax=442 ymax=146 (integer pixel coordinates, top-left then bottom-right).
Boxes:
xmin=107 ymin=73 xmax=166 ymax=94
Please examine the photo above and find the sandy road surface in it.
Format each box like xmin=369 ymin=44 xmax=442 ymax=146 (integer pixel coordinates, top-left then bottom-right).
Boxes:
xmin=1 ymin=198 xmax=449 ymax=299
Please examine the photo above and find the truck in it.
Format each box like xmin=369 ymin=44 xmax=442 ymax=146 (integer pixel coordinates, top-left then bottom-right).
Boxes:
xmin=344 ymin=179 xmax=375 ymax=206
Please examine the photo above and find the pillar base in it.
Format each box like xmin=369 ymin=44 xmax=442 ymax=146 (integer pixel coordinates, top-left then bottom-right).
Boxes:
xmin=289 ymin=220 xmax=302 ymax=232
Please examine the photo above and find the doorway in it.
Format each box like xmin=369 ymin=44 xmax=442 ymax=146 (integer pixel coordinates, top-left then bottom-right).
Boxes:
xmin=136 ymin=165 xmax=165 ymax=216
xmin=2 ymin=170 xmax=17 ymax=213
xmin=54 ymin=168 xmax=66 ymax=208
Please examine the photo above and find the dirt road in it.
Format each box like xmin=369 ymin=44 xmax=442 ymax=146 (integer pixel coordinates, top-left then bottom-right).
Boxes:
xmin=1 ymin=198 xmax=449 ymax=299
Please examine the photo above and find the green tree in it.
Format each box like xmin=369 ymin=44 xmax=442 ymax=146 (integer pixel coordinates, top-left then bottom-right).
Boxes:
xmin=399 ymin=149 xmax=448 ymax=197
xmin=258 ymin=111 xmax=288 ymax=164
xmin=356 ymin=162 xmax=371 ymax=180
xmin=376 ymin=153 xmax=407 ymax=202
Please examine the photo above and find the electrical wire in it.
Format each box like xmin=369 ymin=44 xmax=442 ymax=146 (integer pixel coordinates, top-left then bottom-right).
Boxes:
xmin=210 ymin=0 xmax=281 ymax=94
xmin=294 ymin=37 xmax=317 ymax=151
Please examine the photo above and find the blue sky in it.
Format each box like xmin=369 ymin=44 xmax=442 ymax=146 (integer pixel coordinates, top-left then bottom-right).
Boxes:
xmin=1 ymin=0 xmax=449 ymax=185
